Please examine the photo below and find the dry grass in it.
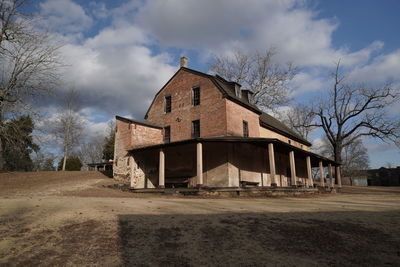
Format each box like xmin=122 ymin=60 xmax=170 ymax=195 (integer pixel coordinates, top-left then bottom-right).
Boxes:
xmin=0 ymin=171 xmax=399 ymax=266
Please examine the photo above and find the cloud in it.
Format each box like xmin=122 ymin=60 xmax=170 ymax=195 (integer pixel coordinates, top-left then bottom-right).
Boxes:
xmin=136 ymin=0 xmax=380 ymax=67
xmin=39 ymin=0 xmax=93 ymax=33
xmin=349 ymin=49 xmax=400 ymax=84
xmin=290 ymin=71 xmax=326 ymax=95
xmin=58 ymin=23 xmax=176 ymax=119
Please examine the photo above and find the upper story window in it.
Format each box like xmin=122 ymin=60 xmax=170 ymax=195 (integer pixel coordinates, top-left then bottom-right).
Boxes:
xmin=192 ymin=120 xmax=200 ymax=138
xmin=192 ymin=87 xmax=200 ymax=106
xmin=288 ymin=140 xmax=291 ymax=145
xmin=243 ymin=120 xmax=249 ymax=137
xmin=164 ymin=126 xmax=171 ymax=143
xmin=164 ymin=95 xmax=171 ymax=113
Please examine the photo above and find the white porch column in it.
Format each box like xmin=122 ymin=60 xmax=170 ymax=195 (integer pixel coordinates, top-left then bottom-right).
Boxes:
xmin=158 ymin=149 xmax=165 ymax=188
xmin=196 ymin=142 xmax=203 ymax=187
xmin=306 ymin=156 xmax=313 ymax=187
xmin=268 ymin=143 xmax=277 ymax=186
xmin=289 ymin=150 xmax=297 ymax=187
xmin=336 ymin=166 xmax=342 ymax=188
xmin=328 ymin=163 xmax=334 ymax=188
xmin=319 ymin=160 xmax=325 ymax=187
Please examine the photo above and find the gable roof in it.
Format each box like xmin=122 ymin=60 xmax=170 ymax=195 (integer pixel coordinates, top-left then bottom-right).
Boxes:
xmin=259 ymin=113 xmax=312 ymax=146
xmin=142 ymin=67 xmax=311 ymax=146
xmin=144 ymin=67 xmax=261 ymax=119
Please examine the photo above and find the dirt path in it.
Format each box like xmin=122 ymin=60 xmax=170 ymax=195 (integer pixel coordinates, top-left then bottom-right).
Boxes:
xmin=1 ymin=172 xmax=399 ymax=266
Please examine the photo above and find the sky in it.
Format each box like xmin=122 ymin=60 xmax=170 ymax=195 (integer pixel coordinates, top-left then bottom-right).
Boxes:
xmin=25 ymin=0 xmax=400 ymax=168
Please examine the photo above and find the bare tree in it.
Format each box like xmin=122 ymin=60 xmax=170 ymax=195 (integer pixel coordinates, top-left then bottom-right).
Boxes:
xmin=53 ymin=88 xmax=83 ymax=171
xmin=0 ymin=0 xmax=62 ymax=170
xmin=78 ymin=135 xmax=104 ymax=165
xmin=297 ymin=61 xmax=399 ymax=168
xmin=277 ymin=104 xmax=315 ymax=139
xmin=209 ymin=48 xmax=297 ymax=111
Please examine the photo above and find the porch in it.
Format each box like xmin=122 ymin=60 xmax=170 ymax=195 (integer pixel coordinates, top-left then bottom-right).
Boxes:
xmin=129 ymin=137 xmax=341 ymax=190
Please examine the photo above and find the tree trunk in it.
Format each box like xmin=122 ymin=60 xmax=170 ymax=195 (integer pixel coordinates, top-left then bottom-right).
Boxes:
xmin=62 ymin=146 xmax=67 ymax=171
xmin=333 ymin=143 xmax=343 ymax=185
xmin=0 ymin=137 xmax=4 ymax=171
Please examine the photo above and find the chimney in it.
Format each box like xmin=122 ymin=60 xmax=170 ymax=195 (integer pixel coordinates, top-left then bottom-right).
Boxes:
xmin=180 ymin=56 xmax=188 ymax=68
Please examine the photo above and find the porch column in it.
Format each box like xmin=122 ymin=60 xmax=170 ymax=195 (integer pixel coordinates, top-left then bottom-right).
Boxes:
xmin=158 ymin=149 xmax=165 ymax=188
xmin=336 ymin=166 xmax=342 ymax=188
xmin=319 ymin=160 xmax=325 ymax=187
xmin=306 ymin=156 xmax=313 ymax=187
xmin=328 ymin=163 xmax=334 ymax=188
xmin=95 ymin=165 xmax=98 ymax=171
xmin=196 ymin=142 xmax=203 ymax=187
xmin=268 ymin=143 xmax=277 ymax=186
xmin=289 ymin=150 xmax=297 ymax=187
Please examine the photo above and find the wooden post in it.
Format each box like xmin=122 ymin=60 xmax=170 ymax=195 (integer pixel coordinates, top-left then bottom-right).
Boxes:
xmin=158 ymin=149 xmax=165 ymax=188
xmin=319 ymin=160 xmax=325 ymax=187
xmin=328 ymin=163 xmax=334 ymax=188
xmin=268 ymin=143 xmax=277 ymax=186
xmin=289 ymin=151 xmax=297 ymax=186
xmin=306 ymin=156 xmax=313 ymax=187
xmin=197 ymin=142 xmax=203 ymax=187
xmin=336 ymin=166 xmax=342 ymax=188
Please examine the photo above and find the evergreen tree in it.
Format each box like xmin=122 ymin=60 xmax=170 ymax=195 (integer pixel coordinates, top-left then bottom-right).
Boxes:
xmin=102 ymin=123 xmax=115 ymax=161
xmin=2 ymin=116 xmax=39 ymax=171
xmin=58 ymin=156 xmax=82 ymax=171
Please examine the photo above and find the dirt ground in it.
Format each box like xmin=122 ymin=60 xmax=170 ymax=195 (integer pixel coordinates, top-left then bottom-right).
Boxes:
xmin=0 ymin=171 xmax=399 ymax=266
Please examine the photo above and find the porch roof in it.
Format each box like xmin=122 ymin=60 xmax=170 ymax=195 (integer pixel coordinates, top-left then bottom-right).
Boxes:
xmin=129 ymin=136 xmax=339 ymax=166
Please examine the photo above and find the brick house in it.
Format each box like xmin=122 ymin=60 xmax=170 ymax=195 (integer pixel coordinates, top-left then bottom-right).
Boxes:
xmin=114 ymin=57 xmax=341 ymax=189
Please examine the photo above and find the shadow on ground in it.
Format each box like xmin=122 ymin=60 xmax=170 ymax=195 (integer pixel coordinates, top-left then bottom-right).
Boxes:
xmin=118 ymin=211 xmax=400 ymax=267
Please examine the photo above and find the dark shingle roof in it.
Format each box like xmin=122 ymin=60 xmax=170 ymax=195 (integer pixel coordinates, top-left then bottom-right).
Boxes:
xmin=259 ymin=113 xmax=311 ymax=146
xmin=116 ymin=115 xmax=163 ymax=129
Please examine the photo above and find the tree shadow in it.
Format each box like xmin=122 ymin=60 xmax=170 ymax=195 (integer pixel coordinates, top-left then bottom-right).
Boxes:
xmin=118 ymin=210 xmax=400 ymax=266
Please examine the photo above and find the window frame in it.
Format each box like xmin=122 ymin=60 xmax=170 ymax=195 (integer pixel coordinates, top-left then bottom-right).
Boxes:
xmin=164 ymin=95 xmax=172 ymax=113
xmin=192 ymin=86 xmax=200 ymax=106
xmin=243 ymin=120 xmax=249 ymax=137
xmin=192 ymin=120 xmax=200 ymax=138
xmin=164 ymin=126 xmax=171 ymax=143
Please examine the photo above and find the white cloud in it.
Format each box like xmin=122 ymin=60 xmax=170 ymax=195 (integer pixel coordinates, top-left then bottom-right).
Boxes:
xmin=290 ymin=71 xmax=326 ymax=95
xmin=40 ymin=0 xmax=93 ymax=33
xmin=349 ymin=49 xmax=400 ymax=84
xmin=59 ymin=24 xmax=176 ymax=119
xmin=136 ymin=0 xmax=380 ymax=67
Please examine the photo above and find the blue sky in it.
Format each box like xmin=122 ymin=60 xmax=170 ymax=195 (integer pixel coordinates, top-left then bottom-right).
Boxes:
xmin=27 ymin=0 xmax=399 ymax=168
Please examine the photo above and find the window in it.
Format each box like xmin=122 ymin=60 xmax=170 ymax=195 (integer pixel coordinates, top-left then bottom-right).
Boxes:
xmin=192 ymin=87 xmax=200 ymax=106
xmin=164 ymin=126 xmax=171 ymax=143
xmin=165 ymin=95 xmax=171 ymax=113
xmin=288 ymin=140 xmax=291 ymax=144
xmin=243 ymin=120 xmax=249 ymax=137
xmin=192 ymin=120 xmax=200 ymax=138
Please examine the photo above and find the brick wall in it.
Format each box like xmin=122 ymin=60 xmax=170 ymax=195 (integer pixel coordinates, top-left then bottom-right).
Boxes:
xmin=146 ymin=69 xmax=227 ymax=141
xmin=225 ymin=100 xmax=260 ymax=137
xmin=113 ymin=118 xmax=162 ymax=183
